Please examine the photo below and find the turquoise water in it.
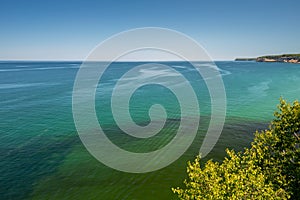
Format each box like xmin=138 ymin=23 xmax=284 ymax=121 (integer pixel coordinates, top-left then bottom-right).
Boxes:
xmin=1 ymin=61 xmax=300 ymax=199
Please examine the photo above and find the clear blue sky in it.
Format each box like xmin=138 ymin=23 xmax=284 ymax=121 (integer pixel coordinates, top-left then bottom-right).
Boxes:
xmin=1 ymin=0 xmax=299 ymax=60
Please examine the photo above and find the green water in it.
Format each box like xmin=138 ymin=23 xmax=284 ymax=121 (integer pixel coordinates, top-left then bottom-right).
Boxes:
xmin=1 ymin=61 xmax=299 ymax=199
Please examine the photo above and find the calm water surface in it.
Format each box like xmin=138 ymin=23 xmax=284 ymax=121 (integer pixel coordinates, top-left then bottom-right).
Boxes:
xmin=1 ymin=61 xmax=300 ymax=199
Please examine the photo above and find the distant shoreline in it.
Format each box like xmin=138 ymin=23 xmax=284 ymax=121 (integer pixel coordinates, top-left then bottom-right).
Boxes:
xmin=235 ymin=54 xmax=300 ymax=64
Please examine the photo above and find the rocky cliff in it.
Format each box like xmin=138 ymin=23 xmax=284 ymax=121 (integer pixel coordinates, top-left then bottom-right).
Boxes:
xmin=256 ymin=54 xmax=300 ymax=63
xmin=235 ymin=54 xmax=300 ymax=64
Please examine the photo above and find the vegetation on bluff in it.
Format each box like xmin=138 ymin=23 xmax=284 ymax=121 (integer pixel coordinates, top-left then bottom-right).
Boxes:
xmin=173 ymin=99 xmax=300 ymax=199
xmin=256 ymin=54 xmax=300 ymax=63
xmin=258 ymin=54 xmax=300 ymax=59
xmin=235 ymin=54 xmax=300 ymax=63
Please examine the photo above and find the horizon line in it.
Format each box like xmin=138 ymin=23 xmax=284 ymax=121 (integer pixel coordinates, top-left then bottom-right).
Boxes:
xmin=0 ymin=59 xmax=233 ymax=62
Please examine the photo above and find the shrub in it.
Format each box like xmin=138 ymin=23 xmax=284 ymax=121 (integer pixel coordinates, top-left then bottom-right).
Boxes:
xmin=173 ymin=99 xmax=300 ymax=199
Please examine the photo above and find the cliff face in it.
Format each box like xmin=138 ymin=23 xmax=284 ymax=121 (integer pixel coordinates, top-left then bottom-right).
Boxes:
xmin=236 ymin=54 xmax=300 ymax=64
xmin=256 ymin=54 xmax=300 ymax=63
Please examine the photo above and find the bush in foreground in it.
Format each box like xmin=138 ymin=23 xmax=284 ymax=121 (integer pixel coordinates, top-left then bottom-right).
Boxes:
xmin=173 ymin=99 xmax=300 ymax=199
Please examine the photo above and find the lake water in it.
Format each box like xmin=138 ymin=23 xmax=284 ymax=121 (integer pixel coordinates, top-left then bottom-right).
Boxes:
xmin=1 ymin=61 xmax=300 ymax=199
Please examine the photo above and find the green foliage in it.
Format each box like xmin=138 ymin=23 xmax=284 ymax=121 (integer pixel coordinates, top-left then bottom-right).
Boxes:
xmin=259 ymin=54 xmax=300 ymax=59
xmin=251 ymin=98 xmax=300 ymax=198
xmin=173 ymin=99 xmax=300 ymax=199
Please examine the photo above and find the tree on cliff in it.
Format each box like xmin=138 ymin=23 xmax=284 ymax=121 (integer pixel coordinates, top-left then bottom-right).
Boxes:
xmin=173 ymin=99 xmax=300 ymax=199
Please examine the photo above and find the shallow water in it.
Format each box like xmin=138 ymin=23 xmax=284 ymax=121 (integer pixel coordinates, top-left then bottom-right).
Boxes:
xmin=1 ymin=61 xmax=299 ymax=199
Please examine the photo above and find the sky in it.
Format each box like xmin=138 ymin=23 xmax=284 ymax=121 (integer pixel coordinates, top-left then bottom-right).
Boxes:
xmin=0 ymin=0 xmax=299 ymax=60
